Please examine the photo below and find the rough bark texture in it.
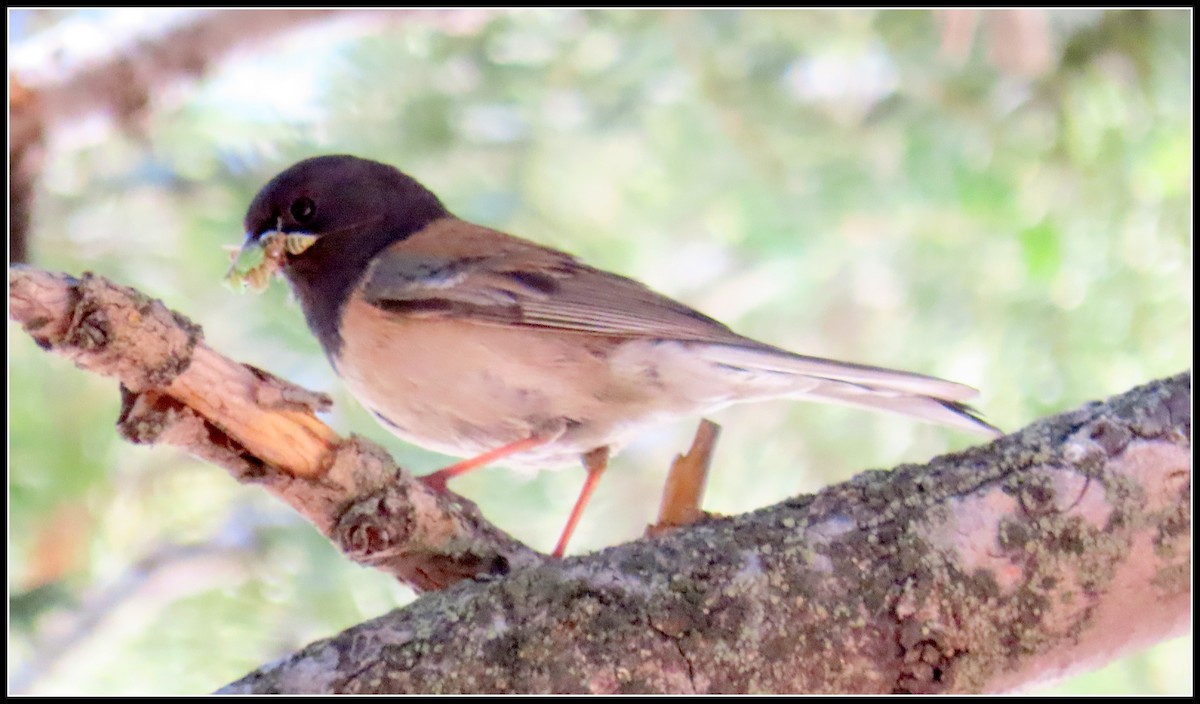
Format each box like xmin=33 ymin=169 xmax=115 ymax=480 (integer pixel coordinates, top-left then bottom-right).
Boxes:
xmin=220 ymin=373 xmax=1189 ymax=694
xmin=9 ymin=266 xmax=542 ymax=592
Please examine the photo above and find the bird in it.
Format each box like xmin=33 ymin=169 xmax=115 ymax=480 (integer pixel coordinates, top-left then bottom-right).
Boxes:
xmin=233 ymin=154 xmax=1001 ymax=557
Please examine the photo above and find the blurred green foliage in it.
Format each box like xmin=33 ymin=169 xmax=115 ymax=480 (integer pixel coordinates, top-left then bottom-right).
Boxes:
xmin=8 ymin=8 xmax=1191 ymax=695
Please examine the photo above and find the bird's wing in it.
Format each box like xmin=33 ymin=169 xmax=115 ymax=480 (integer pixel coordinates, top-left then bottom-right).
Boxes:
xmin=358 ymin=218 xmax=748 ymax=344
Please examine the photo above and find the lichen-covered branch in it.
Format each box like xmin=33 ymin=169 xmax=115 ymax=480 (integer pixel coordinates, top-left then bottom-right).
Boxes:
xmin=222 ymin=374 xmax=1190 ymax=694
xmin=9 ymin=265 xmax=543 ymax=592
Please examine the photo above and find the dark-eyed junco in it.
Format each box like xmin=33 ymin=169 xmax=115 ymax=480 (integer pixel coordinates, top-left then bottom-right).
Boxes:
xmin=232 ymin=154 xmax=1000 ymax=556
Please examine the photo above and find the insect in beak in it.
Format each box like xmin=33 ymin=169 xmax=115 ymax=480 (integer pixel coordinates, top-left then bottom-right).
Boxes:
xmin=223 ymin=231 xmax=317 ymax=292
xmin=280 ymin=232 xmax=319 ymax=255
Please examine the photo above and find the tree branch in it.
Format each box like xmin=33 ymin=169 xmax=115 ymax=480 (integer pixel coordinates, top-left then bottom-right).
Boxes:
xmin=9 ymin=265 xmax=543 ymax=592
xmin=8 ymin=9 xmax=497 ymax=262
xmin=220 ymin=374 xmax=1188 ymax=694
xmin=10 ymin=265 xmax=1190 ymax=693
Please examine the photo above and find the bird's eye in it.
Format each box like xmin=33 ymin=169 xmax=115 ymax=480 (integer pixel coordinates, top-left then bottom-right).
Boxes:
xmin=290 ymin=197 xmax=316 ymax=224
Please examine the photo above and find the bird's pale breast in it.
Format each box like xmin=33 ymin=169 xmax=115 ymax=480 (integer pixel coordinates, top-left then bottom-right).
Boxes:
xmin=334 ymin=295 xmax=718 ymax=468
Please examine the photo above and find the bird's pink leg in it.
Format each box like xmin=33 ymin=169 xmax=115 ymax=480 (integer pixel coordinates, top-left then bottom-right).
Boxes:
xmin=420 ymin=435 xmax=549 ymax=493
xmin=552 ymin=447 xmax=610 ymax=558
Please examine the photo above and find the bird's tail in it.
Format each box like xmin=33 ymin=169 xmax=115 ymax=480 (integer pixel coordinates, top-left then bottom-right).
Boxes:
xmin=694 ymin=343 xmax=1002 ymax=437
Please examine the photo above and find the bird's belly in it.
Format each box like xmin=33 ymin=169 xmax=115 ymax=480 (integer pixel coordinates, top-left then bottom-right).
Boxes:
xmin=333 ymin=300 xmax=724 ymax=469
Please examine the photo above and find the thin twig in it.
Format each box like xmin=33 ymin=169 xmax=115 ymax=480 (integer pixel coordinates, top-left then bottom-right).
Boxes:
xmin=650 ymin=419 xmax=720 ymax=535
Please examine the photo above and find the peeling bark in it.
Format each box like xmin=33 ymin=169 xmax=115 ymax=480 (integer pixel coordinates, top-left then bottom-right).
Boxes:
xmin=9 ymin=265 xmax=542 ymax=592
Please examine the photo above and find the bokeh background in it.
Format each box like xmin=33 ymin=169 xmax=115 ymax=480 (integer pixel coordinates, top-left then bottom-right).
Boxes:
xmin=8 ymin=8 xmax=1191 ymax=695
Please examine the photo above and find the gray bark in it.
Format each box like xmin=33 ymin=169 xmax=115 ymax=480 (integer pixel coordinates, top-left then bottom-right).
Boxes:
xmin=222 ymin=374 xmax=1191 ymax=694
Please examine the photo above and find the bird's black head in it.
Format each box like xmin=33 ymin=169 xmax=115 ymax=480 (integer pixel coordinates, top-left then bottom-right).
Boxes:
xmin=242 ymin=154 xmax=448 ymax=256
xmin=239 ymin=154 xmax=451 ymax=354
